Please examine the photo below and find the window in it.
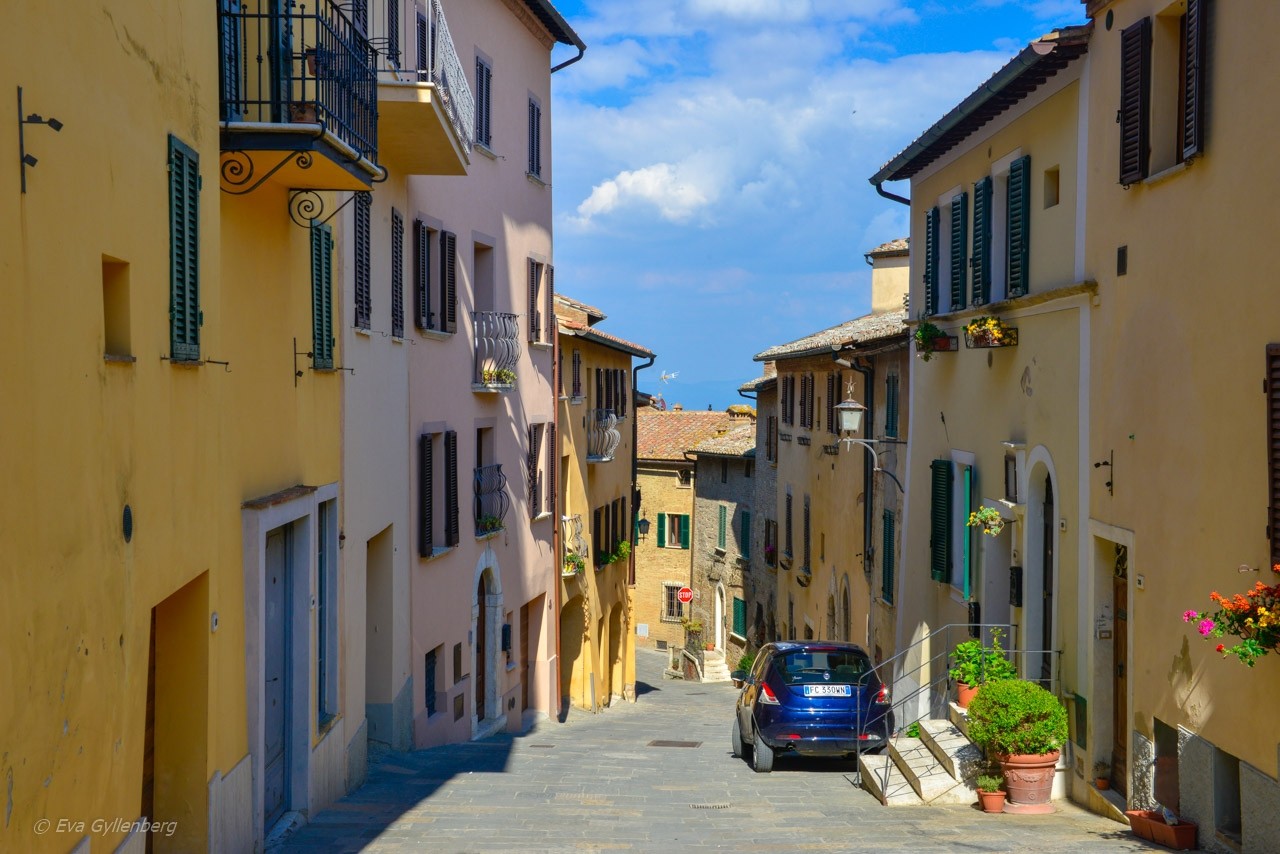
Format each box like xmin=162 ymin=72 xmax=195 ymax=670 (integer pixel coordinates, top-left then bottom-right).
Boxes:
xmin=527 ymin=423 xmax=545 ymax=518
xmin=781 ymin=376 xmax=795 ymax=425
xmin=413 ymin=219 xmax=432 ymax=330
xmin=419 ymin=431 xmax=460 ymax=554
xmin=798 ymin=373 xmax=816 ymax=429
xmin=766 ymin=416 xmax=777 ymax=462
xmin=444 ymin=431 xmax=459 ymax=546
xmin=353 ymin=191 xmax=372 ymax=330
xmin=733 ymin=597 xmax=746 ymax=638
xmin=390 ymin=209 xmax=404 ymax=338
xmin=657 ymin=512 xmax=690 ymax=549
xmin=720 ymin=459 xmax=728 ymax=484
xmin=717 ymin=505 xmax=727 ymax=549
xmin=826 ymin=372 xmax=840 ymax=434
xmin=453 ymin=641 xmax=464 ymax=683
xmin=527 ymin=259 xmax=553 ymax=344
xmin=415 ymin=226 xmax=456 ymax=334
xmin=677 ymin=469 xmax=692 ymax=488
xmin=547 ymin=425 xmax=557 ymax=519
xmin=415 ymin=12 xmax=429 ymax=81
xmin=1043 ymin=166 xmax=1060 ymax=208
xmin=317 ymin=499 xmax=338 ymax=724
xmin=310 ymin=224 xmax=335 ymax=368
xmin=1006 ymin=156 xmax=1030 ymax=298
xmin=424 ymin=646 xmax=440 ymax=716
xmin=740 ymin=510 xmax=751 ymax=559
xmin=784 ymin=491 xmax=793 ymax=557
xmin=884 ymin=374 xmax=900 ymax=438
xmin=167 ymin=134 xmax=201 ymax=362
xmin=475 ymin=58 xmax=492 ymax=149
xmin=593 ymin=497 xmax=628 ymax=564
xmin=102 ymin=256 xmax=131 ymax=359
xmin=527 ymin=97 xmax=542 ymax=178
xmin=929 ymin=459 xmax=952 ymax=582
xmin=971 ymin=176 xmax=993 ymax=306
xmin=744 ymin=461 xmax=753 ymax=478
xmin=439 ymin=230 xmax=457 ymax=333
xmin=662 ymin=583 xmax=685 ymax=621
xmin=1268 ymin=345 xmax=1280 ymax=563
xmin=802 ymin=496 xmax=811 ymax=571
xmin=571 ymin=350 xmax=582 ymax=398
xmin=881 ymin=508 xmax=895 ymax=605
xmin=764 ymin=519 xmax=777 ymax=566
xmin=386 ymin=0 xmax=400 ymax=65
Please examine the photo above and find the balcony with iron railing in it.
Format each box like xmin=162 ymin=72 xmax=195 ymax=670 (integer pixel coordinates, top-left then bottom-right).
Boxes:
xmin=473 ymin=464 xmax=509 ymax=537
xmin=218 ymin=0 xmax=382 ymax=192
xmin=560 ymin=514 xmax=588 ymax=577
xmin=472 ymin=312 xmax=520 ymax=391
xmin=586 ymin=409 xmax=621 ymax=463
xmin=375 ymin=0 xmax=474 ymax=175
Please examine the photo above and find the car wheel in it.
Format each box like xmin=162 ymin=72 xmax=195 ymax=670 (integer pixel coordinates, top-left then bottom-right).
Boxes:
xmin=731 ymin=716 xmax=745 ymax=758
xmin=751 ymin=727 xmax=774 ymax=773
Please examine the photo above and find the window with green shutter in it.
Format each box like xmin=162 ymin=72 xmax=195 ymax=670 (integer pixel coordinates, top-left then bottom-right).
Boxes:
xmin=923 ymin=206 xmax=939 ymax=317
xmin=168 ymin=134 xmax=201 ymax=362
xmin=882 ymin=508 xmax=895 ymax=604
xmin=950 ymin=191 xmax=968 ymax=311
xmin=680 ymin=514 xmax=691 ymax=549
xmin=884 ymin=374 xmax=900 ymax=439
xmin=1006 ymin=155 xmax=1031 ymax=297
xmin=718 ymin=505 xmax=727 ymax=549
xmin=657 ymin=512 xmax=667 ymax=548
xmin=310 ymin=223 xmax=334 ymax=369
xmin=971 ymin=176 xmax=992 ymax=305
xmin=930 ymin=459 xmax=952 ymax=582
xmin=960 ymin=465 xmax=973 ymax=598
xmin=741 ymin=510 xmax=751 ymax=559
xmin=733 ymin=597 xmax=746 ymax=637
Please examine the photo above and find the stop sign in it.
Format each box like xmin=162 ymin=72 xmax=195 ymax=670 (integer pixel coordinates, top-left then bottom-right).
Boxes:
xmin=677 ymin=587 xmax=694 ymax=604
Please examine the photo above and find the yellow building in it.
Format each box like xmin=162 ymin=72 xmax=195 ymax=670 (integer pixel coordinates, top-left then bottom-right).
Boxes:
xmin=554 ymin=296 xmax=652 ymax=711
xmin=871 ymin=23 xmax=1091 ymax=805
xmin=1081 ymin=0 xmax=1280 ymax=842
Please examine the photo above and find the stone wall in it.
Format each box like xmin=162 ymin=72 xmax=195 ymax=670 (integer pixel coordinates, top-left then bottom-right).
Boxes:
xmin=689 ymin=454 xmax=756 ymax=670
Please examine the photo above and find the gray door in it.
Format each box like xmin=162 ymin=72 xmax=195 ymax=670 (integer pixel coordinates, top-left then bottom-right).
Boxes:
xmin=263 ymin=526 xmax=291 ymax=828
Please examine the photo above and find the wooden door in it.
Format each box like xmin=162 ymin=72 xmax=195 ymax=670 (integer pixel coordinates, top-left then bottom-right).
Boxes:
xmin=263 ymin=528 xmax=290 ymax=828
xmin=475 ymin=576 xmax=487 ymax=721
xmin=1040 ymin=475 xmax=1055 ymax=685
xmin=1112 ymin=545 xmax=1129 ymax=795
xmin=520 ymin=603 xmax=531 ymax=713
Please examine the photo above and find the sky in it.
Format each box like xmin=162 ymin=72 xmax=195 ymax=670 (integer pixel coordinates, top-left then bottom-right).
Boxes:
xmin=544 ymin=0 xmax=1088 ymax=411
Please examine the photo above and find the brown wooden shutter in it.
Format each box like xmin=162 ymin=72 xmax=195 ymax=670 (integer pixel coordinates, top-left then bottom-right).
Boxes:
xmin=1268 ymin=345 xmax=1280 ymax=563
xmin=418 ymin=434 xmax=434 ymax=557
xmin=527 ymin=425 xmax=540 ymax=517
xmin=545 ymin=264 xmax=555 ymax=345
xmin=547 ymin=424 xmax=557 ymax=518
xmin=826 ymin=372 xmax=836 ymax=433
xmin=572 ymin=350 xmax=581 ymax=397
xmin=444 ymin=430 xmax=459 ymax=546
xmin=1182 ymin=0 xmax=1207 ymax=160
xmin=595 ymin=367 xmax=604 ymax=409
xmin=1119 ymin=17 xmax=1152 ymax=185
xmin=440 ymin=230 xmax=457 ymax=333
xmin=354 ymin=192 xmax=372 ymax=330
xmin=528 ymin=260 xmax=539 ymax=343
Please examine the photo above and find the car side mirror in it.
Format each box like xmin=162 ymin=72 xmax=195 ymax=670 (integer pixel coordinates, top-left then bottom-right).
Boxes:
xmin=730 ymin=669 xmax=748 ymax=682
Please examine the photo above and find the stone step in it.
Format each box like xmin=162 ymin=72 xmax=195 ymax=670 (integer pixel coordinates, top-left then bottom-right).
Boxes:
xmin=948 ymin=701 xmax=971 ymax=740
xmin=859 ymin=753 xmax=923 ymax=806
xmin=919 ymin=719 xmax=985 ymax=782
xmin=889 ymin=736 xmax=972 ymax=805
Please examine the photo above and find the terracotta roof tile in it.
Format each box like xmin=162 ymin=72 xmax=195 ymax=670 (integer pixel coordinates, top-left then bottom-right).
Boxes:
xmin=738 ymin=375 xmax=777 ymax=393
xmin=690 ymin=423 xmax=756 ymax=457
xmin=637 ymin=410 xmax=736 ymax=461
xmin=554 ymin=294 xmax=606 ymax=322
xmin=867 ymin=237 xmax=909 ymax=257
xmin=754 ymin=309 xmax=909 ymax=361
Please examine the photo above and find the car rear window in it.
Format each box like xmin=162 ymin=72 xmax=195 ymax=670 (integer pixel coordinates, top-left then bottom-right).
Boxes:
xmin=775 ymin=650 xmax=871 ymax=685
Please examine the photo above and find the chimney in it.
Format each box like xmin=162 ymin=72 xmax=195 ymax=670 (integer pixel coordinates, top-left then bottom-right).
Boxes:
xmin=672 ymin=403 xmax=683 ymax=411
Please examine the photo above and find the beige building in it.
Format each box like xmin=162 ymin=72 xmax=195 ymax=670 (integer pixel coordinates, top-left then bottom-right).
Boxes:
xmin=554 ymin=295 xmax=653 ymax=712
xmin=739 ymin=369 xmax=779 ymax=645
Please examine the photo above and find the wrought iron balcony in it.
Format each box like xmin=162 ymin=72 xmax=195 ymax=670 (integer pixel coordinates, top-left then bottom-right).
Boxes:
xmin=473 ymin=312 xmax=520 ymax=390
xmin=422 ymin=0 xmax=474 ymax=154
xmin=586 ymin=409 xmax=621 ymax=463
xmin=473 ymin=464 xmax=509 ymax=536
xmin=218 ymin=0 xmax=381 ymax=192
xmin=561 ymin=514 xmax=588 ymax=576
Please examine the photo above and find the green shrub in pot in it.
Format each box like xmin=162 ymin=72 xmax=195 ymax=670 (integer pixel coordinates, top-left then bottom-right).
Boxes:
xmin=966 ymin=679 xmax=1068 ymax=756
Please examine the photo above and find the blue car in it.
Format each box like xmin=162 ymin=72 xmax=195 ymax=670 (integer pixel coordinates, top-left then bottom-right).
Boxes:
xmin=731 ymin=641 xmax=893 ymax=773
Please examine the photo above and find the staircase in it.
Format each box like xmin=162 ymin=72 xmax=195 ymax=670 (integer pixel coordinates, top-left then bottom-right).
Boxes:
xmin=860 ymin=710 xmax=984 ymax=806
xmin=701 ymin=650 xmax=732 ymax=683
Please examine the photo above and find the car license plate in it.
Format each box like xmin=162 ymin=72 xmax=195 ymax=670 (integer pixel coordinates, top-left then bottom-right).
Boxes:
xmin=803 ymin=684 xmax=851 ymax=697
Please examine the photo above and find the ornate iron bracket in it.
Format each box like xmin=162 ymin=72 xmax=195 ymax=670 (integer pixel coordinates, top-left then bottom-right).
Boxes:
xmin=288 ymin=189 xmax=367 ymax=229
xmin=219 ymin=149 xmax=315 ymax=195
xmin=18 ymin=86 xmax=63 ymax=193
xmin=293 ymin=337 xmax=352 ymax=387
xmin=160 ymin=355 xmax=231 ymax=372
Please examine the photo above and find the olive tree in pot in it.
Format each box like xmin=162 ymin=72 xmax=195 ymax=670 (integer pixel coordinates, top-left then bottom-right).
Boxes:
xmin=966 ymin=679 xmax=1068 ymax=815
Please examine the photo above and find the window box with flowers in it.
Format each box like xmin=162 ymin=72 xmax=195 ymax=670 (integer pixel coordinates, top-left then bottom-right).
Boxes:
xmin=914 ymin=321 xmax=958 ymax=362
xmin=964 ymin=316 xmax=1018 ymax=349
xmin=1183 ymin=566 xmax=1280 ymax=666
xmin=562 ymin=552 xmax=586 ymax=578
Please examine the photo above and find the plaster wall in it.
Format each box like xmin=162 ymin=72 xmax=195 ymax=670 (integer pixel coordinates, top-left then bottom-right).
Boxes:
xmin=749 ymin=383 xmax=779 ymax=644
xmin=634 ymin=464 xmax=696 ymax=651
xmin=688 ymin=455 xmax=755 ymax=668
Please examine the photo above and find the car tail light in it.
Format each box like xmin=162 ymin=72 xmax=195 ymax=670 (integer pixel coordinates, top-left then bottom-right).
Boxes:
xmin=875 ymin=683 xmax=890 ymax=705
xmin=760 ymin=682 xmax=780 ymax=705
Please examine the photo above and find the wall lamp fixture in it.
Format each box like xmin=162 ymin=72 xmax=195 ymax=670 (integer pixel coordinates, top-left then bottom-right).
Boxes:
xmin=18 ymin=86 xmax=63 ymax=193
xmin=834 ymin=397 xmax=903 ymax=493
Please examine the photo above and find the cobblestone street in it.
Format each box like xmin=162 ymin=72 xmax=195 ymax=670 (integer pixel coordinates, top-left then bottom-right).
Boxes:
xmin=281 ymin=650 xmax=1154 ymax=853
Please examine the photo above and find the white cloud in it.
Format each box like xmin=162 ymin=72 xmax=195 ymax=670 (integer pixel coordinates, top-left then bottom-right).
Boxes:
xmin=575 ymin=162 xmax=716 ymax=224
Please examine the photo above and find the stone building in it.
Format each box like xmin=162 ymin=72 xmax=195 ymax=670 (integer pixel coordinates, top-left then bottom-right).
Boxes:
xmin=739 ymin=366 xmax=779 ymax=646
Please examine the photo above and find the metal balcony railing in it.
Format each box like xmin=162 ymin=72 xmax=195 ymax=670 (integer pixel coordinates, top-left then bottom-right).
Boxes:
xmin=473 ymin=464 xmax=509 ymax=536
xmin=473 ymin=312 xmax=520 ymax=387
xmin=586 ymin=409 xmax=621 ymax=463
xmin=219 ymin=0 xmax=378 ymax=160
xmin=421 ymin=0 xmax=474 ymax=154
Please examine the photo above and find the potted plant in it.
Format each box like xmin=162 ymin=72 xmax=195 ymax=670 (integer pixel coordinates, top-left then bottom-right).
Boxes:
xmin=1093 ymin=760 xmax=1110 ymax=790
xmin=1124 ymin=808 xmax=1197 ymax=850
xmin=948 ymin=627 xmax=1016 ymax=708
xmin=975 ymin=772 xmax=1006 ymax=814
xmin=1183 ymin=565 xmax=1280 ymax=665
xmin=964 ymin=315 xmax=1016 ymax=347
xmin=562 ymin=552 xmax=586 ymax=576
xmin=477 ymin=515 xmax=503 ymax=534
xmin=914 ymin=321 xmax=952 ymax=362
xmin=604 ymin=540 xmax=631 ymax=565
xmin=966 ymin=506 xmax=1006 ymax=537
xmin=966 ymin=679 xmax=1068 ymax=814
xmin=481 ymin=367 xmax=517 ymax=385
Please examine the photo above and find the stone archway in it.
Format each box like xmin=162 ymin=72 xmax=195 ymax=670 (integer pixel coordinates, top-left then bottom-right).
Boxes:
xmin=608 ymin=605 xmax=623 ymax=704
xmin=472 ymin=556 xmax=503 ymax=737
xmin=560 ymin=594 xmax=586 ymax=710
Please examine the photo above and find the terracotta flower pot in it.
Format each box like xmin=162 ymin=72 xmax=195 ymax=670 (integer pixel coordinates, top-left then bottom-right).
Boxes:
xmin=997 ymin=750 xmax=1059 ymax=814
xmin=1125 ymin=810 xmax=1196 ymax=850
xmin=956 ymin=681 xmax=979 ymax=709
xmin=977 ymin=788 xmax=1006 ymax=814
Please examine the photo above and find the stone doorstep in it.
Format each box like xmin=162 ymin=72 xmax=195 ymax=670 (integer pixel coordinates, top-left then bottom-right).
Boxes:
xmin=948 ymin=700 xmax=971 ymax=740
xmin=889 ymin=736 xmax=974 ymax=805
xmin=919 ymin=719 xmax=986 ymax=783
xmin=858 ymin=753 xmax=923 ymax=806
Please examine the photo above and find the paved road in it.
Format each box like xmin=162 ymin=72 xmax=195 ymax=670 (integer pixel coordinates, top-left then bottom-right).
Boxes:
xmin=282 ymin=650 xmax=1156 ymax=853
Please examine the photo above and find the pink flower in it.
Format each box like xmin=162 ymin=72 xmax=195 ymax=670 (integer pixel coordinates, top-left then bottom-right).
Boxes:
xmin=1198 ymin=619 xmax=1215 ymax=637
xmin=1182 ymin=610 xmax=1198 ymax=623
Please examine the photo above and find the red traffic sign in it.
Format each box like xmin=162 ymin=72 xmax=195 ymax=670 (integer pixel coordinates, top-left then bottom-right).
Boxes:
xmin=677 ymin=587 xmax=694 ymax=604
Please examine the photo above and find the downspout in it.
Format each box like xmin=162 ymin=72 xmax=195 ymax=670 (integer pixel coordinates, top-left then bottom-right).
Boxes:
xmin=738 ymin=387 xmax=757 ymax=402
xmin=553 ymin=329 xmax=564 ymax=721
xmin=551 ymin=43 xmax=586 ymax=74
xmin=874 ymin=182 xmax=911 ymax=207
xmin=852 ymin=358 xmax=876 ymax=580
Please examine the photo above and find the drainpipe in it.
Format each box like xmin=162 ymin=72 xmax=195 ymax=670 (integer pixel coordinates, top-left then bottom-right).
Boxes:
xmin=551 ymin=44 xmax=586 ymax=74
xmin=852 ymin=358 xmax=876 ymax=578
xmin=738 ymin=387 xmax=756 ymax=402
xmin=873 ymin=182 xmax=910 ymax=207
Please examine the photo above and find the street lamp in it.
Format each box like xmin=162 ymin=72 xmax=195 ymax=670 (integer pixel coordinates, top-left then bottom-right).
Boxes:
xmin=637 ymin=517 xmax=651 ymax=540
xmin=834 ymin=397 xmax=903 ymax=493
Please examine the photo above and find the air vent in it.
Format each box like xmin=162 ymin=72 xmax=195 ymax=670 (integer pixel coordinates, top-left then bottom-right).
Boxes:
xmin=647 ymin=740 xmax=701 ymax=748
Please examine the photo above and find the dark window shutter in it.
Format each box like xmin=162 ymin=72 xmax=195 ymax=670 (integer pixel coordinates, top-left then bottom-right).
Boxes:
xmin=391 ymin=209 xmax=404 ymax=338
xmin=440 ymin=230 xmax=456 ymax=333
xmin=354 ymin=192 xmax=372 ymax=329
xmin=785 ymin=492 xmax=793 ymax=555
xmin=547 ymin=424 xmax=557 ymax=517
xmin=386 ymin=0 xmax=399 ymax=65
xmin=444 ymin=430 xmax=459 ymax=546
xmin=1268 ymin=345 xmax=1280 ymax=563
xmin=799 ymin=375 xmax=808 ymax=429
xmin=595 ymin=367 xmax=603 ymax=409
xmin=1120 ymin=17 xmax=1152 ymax=185
xmin=1182 ymin=0 xmax=1207 ymax=160
xmin=971 ymin=177 xmax=993 ymax=305
xmin=351 ymin=0 xmax=367 ymax=33
xmin=718 ymin=505 xmax=727 ymax=548
xmin=1007 ymin=155 xmax=1031 ymax=298
xmin=882 ymin=508 xmax=895 ymax=604
xmin=413 ymin=220 xmax=431 ymax=330
xmin=619 ymin=370 xmax=628 ymax=418
xmin=885 ymin=374 xmax=900 ymax=438
xmin=680 ymin=514 xmax=691 ymax=549
xmin=802 ymin=497 xmax=811 ymax=570
xmin=528 ymin=99 xmax=541 ymax=177
xmin=593 ymin=506 xmax=603 ymax=560
xmin=168 ymin=134 xmax=201 ymax=362
xmin=733 ymin=597 xmax=746 ymax=637
xmin=924 ymin=206 xmax=940 ymax=317
xmin=475 ymin=59 xmax=492 ymax=148
xmin=572 ymin=350 xmax=581 ymax=397
xmin=950 ymin=191 xmax=968 ymax=310
xmin=657 ymin=512 xmax=667 ymax=548
xmin=741 ymin=510 xmax=751 ymax=559
xmin=418 ymin=434 xmax=434 ymax=557
xmin=310 ymin=223 xmax=335 ymax=369
xmin=545 ymin=264 xmax=555 ymax=345
xmin=527 ymin=425 xmax=538 ymax=516
xmin=826 ymin=372 xmax=836 ymax=434
xmin=416 ymin=13 xmax=428 ymax=80
xmin=528 ymin=260 xmax=539 ymax=343
xmin=930 ymin=459 xmax=952 ymax=582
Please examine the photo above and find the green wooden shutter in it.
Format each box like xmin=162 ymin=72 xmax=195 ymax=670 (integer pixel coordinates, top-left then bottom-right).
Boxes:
xmin=1119 ymin=17 xmax=1152 ymax=185
xmin=418 ymin=433 xmax=433 ymax=557
xmin=733 ymin=597 xmax=746 ymax=637
xmin=168 ymin=134 xmax=201 ymax=362
xmin=440 ymin=230 xmax=457 ymax=333
xmin=950 ymin=191 xmax=968 ymax=310
xmin=923 ymin=206 xmax=940 ymax=317
xmin=882 ymin=508 xmax=895 ymax=604
xmin=657 ymin=512 xmax=667 ymax=548
xmin=1182 ymin=0 xmax=1207 ymax=160
xmin=353 ymin=191 xmax=371 ymax=329
xmin=885 ymin=374 xmax=900 ymax=439
xmin=718 ymin=505 xmax=727 ymax=549
xmin=971 ymin=176 xmax=992 ymax=305
xmin=680 ymin=514 xmax=690 ymax=549
xmin=1007 ymin=155 xmax=1031 ymax=298
xmin=741 ymin=510 xmax=751 ymax=559
xmin=962 ymin=465 xmax=973 ymax=599
xmin=930 ymin=459 xmax=952 ymax=582
xmin=311 ymin=223 xmax=334 ymax=369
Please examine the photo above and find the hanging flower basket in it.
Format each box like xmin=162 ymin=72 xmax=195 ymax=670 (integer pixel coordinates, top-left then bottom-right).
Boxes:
xmin=1182 ymin=565 xmax=1280 ymax=666
xmin=915 ymin=321 xmax=959 ymax=362
xmin=966 ymin=506 xmax=1006 ymax=537
xmin=964 ymin=316 xmax=1018 ymax=348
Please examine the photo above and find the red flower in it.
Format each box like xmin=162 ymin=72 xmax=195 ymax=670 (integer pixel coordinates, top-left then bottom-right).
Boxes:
xmin=1216 ymin=644 xmax=1226 ymax=653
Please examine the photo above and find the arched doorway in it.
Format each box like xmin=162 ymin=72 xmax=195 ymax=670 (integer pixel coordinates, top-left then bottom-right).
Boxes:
xmin=559 ymin=595 xmax=585 ymax=711
xmin=1024 ymin=458 xmax=1057 ymax=688
xmin=473 ymin=566 xmax=503 ymax=733
xmin=476 ymin=575 xmax=488 ymax=721
xmin=714 ymin=585 xmax=726 ymax=651
xmin=608 ymin=605 xmax=623 ymax=704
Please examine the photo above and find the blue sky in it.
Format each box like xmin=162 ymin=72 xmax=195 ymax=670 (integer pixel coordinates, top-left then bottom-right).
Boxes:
xmin=545 ymin=0 xmax=1087 ymax=410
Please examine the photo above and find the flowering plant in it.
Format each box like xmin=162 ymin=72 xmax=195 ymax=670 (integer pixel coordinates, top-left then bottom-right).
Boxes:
xmin=1183 ymin=566 xmax=1280 ymax=666
xmin=964 ymin=316 xmax=1013 ymax=346
xmin=966 ymin=506 xmax=1006 ymax=537
xmin=914 ymin=321 xmax=948 ymax=362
